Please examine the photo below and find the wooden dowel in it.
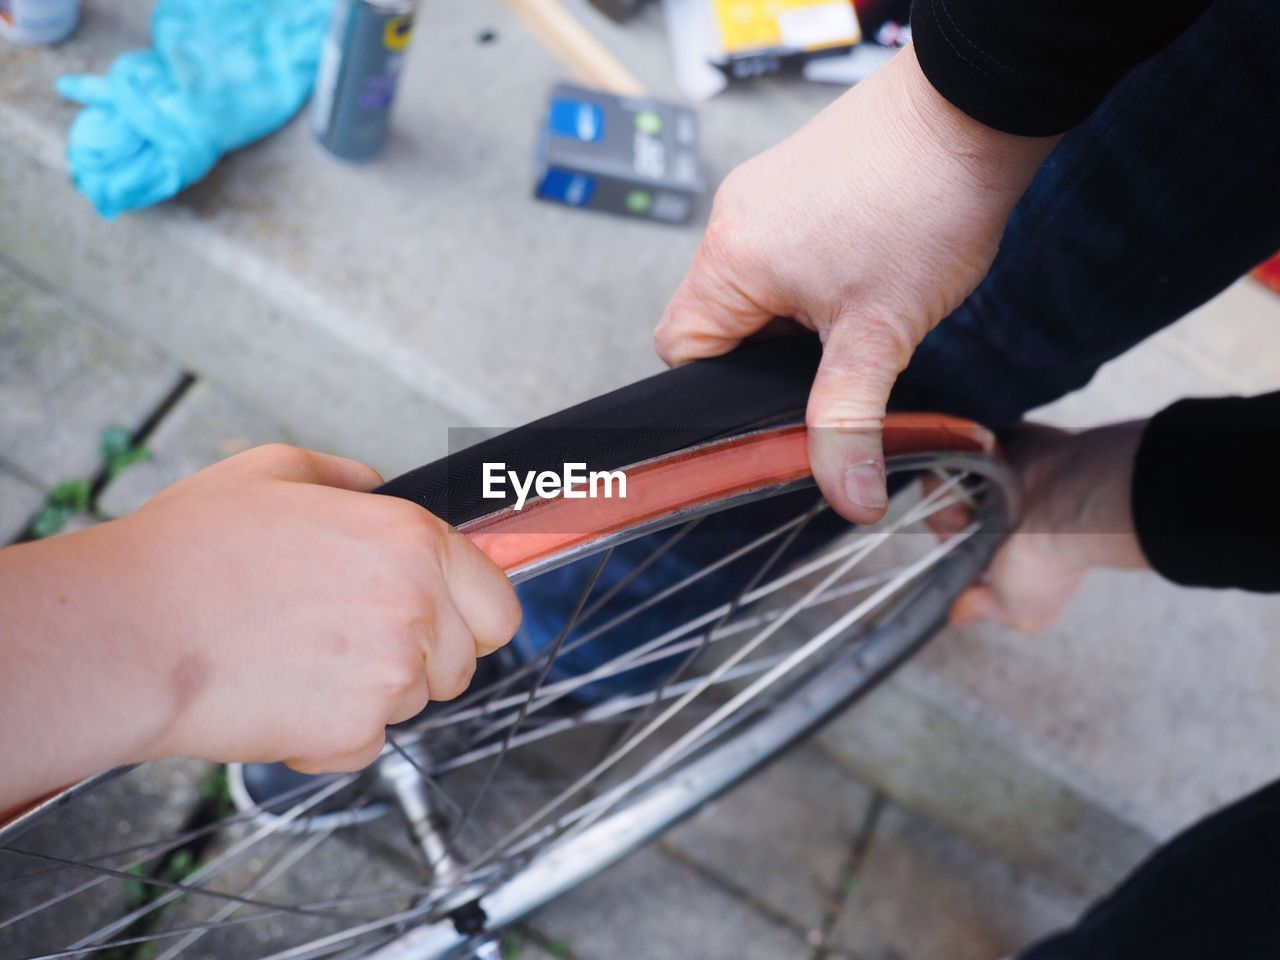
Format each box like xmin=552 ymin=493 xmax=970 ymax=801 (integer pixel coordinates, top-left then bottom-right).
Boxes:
xmin=507 ymin=0 xmax=649 ymax=96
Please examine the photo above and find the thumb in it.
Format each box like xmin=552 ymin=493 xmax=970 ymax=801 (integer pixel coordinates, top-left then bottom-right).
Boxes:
xmin=806 ymin=320 xmax=908 ymax=525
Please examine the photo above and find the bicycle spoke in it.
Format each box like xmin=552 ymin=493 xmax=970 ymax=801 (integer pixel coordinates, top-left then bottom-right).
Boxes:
xmin=602 ymin=496 xmax=825 ymax=759
xmin=577 ymin=517 xmax=704 ymax=626
xmin=454 ymin=484 xmax=972 ymax=746
xmin=500 ymin=523 xmax=977 ymax=867
xmin=255 ymin=901 xmax=440 ymax=960
xmin=430 ymin=654 xmax=789 ymax=776
xmin=151 ymin=822 xmax=338 ymax=960
xmin=566 ymin=523 xmax=980 ymax=843
xmin=22 ymin=912 xmax=284 ymax=960
xmin=0 ymin=770 xmax=353 ymax=896
xmin=4 ymin=846 xmax=369 ymax=928
xmin=626 ymin=487 xmax=974 ymax=790
xmin=18 ymin=884 xmax=446 ymax=960
xmin=466 ymin=509 xmax=907 ymax=865
xmin=428 ymin=532 xmax=927 ymax=742
xmin=0 ymin=766 xmax=379 ymax=948
xmin=417 ymin=512 xmax=815 ymax=732
xmin=417 ymin=522 xmax=702 ymax=730
xmin=455 ymin=548 xmax=613 ymax=833
xmin=476 ymin=559 xmax=901 ymax=722
xmin=383 ymin=731 xmax=497 ymax=879
xmin=462 ymin=476 xmax=970 ymax=867
xmin=61 ymin=773 xmax=363 ymax=950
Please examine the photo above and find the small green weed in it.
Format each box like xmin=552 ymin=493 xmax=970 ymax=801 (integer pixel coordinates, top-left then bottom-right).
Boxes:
xmin=30 ymin=425 xmax=148 ymax=537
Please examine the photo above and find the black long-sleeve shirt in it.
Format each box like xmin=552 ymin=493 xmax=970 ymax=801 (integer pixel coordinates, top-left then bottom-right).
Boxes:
xmin=1132 ymin=394 xmax=1280 ymax=592
xmin=911 ymin=0 xmax=1213 ymax=135
xmin=911 ymin=0 xmax=1278 ymax=591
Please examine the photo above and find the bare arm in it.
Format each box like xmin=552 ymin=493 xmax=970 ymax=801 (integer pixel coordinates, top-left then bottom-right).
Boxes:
xmin=0 ymin=445 xmax=520 ymax=809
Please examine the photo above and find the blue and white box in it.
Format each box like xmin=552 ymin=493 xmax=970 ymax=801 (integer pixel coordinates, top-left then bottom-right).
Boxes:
xmin=534 ymin=83 xmax=706 ymax=224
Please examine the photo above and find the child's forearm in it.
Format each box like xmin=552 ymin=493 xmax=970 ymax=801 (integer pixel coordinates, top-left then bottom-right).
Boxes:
xmin=0 ymin=445 xmax=521 ymax=811
xmin=0 ymin=521 xmax=174 ymax=808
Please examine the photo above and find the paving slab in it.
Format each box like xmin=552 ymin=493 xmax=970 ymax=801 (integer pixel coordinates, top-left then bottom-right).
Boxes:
xmin=0 ymin=467 xmax=42 ymax=544
xmin=528 ymin=845 xmax=811 ymax=960
xmin=0 ymin=258 xmax=182 ymax=489
xmin=833 ymin=803 xmax=1078 ymax=960
xmin=0 ymin=0 xmax=843 ymax=476
xmin=815 ymin=670 xmax=1156 ymax=904
xmin=98 ymin=378 xmax=300 ymax=517
xmin=662 ymin=743 xmax=874 ymax=938
xmin=918 ymin=574 xmax=1280 ymax=841
xmin=0 ymin=758 xmax=212 ymax=959
xmin=153 ymin=808 xmax=425 ymax=960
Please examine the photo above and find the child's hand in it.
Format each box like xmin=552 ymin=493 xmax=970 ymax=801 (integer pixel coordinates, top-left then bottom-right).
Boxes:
xmin=125 ymin=445 xmax=521 ymax=773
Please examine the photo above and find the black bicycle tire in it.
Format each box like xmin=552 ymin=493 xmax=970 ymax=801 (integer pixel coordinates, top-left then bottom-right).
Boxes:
xmin=374 ymin=336 xmax=823 ymax=525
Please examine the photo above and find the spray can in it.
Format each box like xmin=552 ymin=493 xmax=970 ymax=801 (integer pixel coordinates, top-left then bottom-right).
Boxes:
xmin=313 ymin=0 xmax=416 ymax=161
xmin=0 ymin=0 xmax=79 ymax=46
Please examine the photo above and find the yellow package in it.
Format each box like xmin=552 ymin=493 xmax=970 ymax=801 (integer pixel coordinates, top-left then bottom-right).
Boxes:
xmin=712 ymin=0 xmax=860 ymax=56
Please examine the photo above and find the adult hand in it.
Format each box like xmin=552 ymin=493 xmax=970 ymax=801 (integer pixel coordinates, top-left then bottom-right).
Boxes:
xmin=943 ymin=424 xmax=1150 ymax=633
xmin=655 ymin=44 xmax=1057 ymax=523
xmin=0 ymin=445 xmax=520 ymax=807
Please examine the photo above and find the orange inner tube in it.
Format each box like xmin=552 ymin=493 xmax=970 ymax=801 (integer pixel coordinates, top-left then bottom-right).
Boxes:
xmin=465 ymin=414 xmax=995 ymax=577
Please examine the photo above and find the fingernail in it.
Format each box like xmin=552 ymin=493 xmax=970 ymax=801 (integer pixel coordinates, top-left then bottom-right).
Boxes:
xmin=843 ymin=459 xmax=887 ymax=511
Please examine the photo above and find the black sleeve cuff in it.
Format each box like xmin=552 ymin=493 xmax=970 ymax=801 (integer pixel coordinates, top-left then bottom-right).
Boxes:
xmin=910 ymin=0 xmax=1212 ymax=137
xmin=911 ymin=0 xmax=1089 ymax=136
xmin=1131 ymin=393 xmax=1280 ymax=593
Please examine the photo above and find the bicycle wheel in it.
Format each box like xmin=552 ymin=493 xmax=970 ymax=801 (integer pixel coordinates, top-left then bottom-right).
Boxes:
xmin=0 ymin=338 xmax=1018 ymax=960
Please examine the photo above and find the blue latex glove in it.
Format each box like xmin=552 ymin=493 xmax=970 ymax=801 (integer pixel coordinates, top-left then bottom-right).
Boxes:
xmin=56 ymin=0 xmax=332 ymax=220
